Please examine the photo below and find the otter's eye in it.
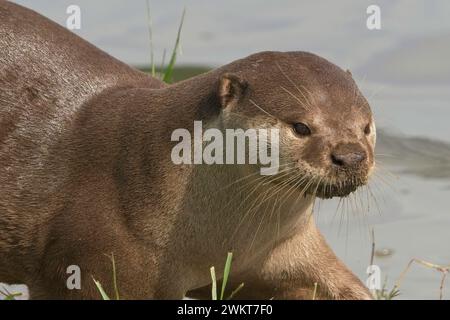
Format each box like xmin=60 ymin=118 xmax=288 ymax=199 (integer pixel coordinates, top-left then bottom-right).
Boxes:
xmin=364 ymin=123 xmax=371 ymax=135
xmin=293 ymin=122 xmax=311 ymax=136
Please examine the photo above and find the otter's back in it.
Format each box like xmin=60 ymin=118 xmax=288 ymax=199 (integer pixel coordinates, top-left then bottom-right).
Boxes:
xmin=0 ymin=2 xmax=162 ymax=251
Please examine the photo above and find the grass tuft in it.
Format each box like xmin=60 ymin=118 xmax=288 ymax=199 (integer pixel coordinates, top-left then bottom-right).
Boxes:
xmin=393 ymin=258 xmax=449 ymax=300
xmin=162 ymin=8 xmax=186 ymax=83
xmin=0 ymin=286 xmax=22 ymax=300
xmin=312 ymin=282 xmax=318 ymax=300
xmin=220 ymin=252 xmax=233 ymax=300
xmin=210 ymin=252 xmax=244 ymax=300
xmin=93 ymin=253 xmax=119 ymax=300
xmin=142 ymin=5 xmax=187 ymax=83
xmin=210 ymin=266 xmax=218 ymax=300
xmin=93 ymin=277 xmax=111 ymax=300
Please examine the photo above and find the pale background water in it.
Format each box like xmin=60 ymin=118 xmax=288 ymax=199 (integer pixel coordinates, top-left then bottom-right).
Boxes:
xmin=2 ymin=0 xmax=450 ymax=299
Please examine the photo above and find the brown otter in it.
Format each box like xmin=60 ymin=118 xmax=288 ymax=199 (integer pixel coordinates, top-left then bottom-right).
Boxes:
xmin=0 ymin=2 xmax=375 ymax=299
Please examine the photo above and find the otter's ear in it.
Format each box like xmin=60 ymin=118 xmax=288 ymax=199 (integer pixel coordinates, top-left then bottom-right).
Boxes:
xmin=218 ymin=73 xmax=248 ymax=109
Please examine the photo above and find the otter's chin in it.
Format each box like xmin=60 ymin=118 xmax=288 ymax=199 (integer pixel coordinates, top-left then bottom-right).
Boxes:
xmin=312 ymin=178 xmax=368 ymax=199
xmin=265 ymin=168 xmax=371 ymax=199
xmin=314 ymin=185 xmax=358 ymax=199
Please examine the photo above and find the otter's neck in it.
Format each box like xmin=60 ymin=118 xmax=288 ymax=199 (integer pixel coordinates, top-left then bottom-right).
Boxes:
xmin=183 ymin=162 xmax=315 ymax=260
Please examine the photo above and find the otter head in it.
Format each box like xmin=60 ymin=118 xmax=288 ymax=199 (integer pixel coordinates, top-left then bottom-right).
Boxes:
xmin=217 ymin=51 xmax=376 ymax=199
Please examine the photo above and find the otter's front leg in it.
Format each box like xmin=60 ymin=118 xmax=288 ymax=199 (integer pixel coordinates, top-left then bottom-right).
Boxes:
xmin=188 ymin=217 xmax=372 ymax=300
xmin=250 ymin=220 xmax=372 ymax=300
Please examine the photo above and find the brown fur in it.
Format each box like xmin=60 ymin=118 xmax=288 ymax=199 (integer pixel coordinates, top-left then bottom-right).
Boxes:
xmin=0 ymin=1 xmax=374 ymax=299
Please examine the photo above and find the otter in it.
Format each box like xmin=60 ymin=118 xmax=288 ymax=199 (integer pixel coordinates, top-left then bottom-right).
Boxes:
xmin=0 ymin=2 xmax=375 ymax=299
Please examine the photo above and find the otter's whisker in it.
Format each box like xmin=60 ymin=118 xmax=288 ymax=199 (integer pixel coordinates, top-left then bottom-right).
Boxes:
xmin=306 ymin=175 xmax=323 ymax=222
xmin=372 ymin=170 xmax=397 ymax=192
xmin=222 ymin=162 xmax=295 ymax=190
xmin=375 ymin=153 xmax=397 ymax=159
xmin=275 ymin=62 xmax=314 ymax=109
xmin=236 ymin=162 xmax=294 ymax=188
xmin=352 ymin=190 xmax=369 ymax=236
xmin=368 ymin=177 xmax=389 ymax=205
xmin=366 ymin=84 xmax=386 ymax=102
xmin=364 ymin=185 xmax=371 ymax=213
xmin=357 ymin=187 xmax=369 ymax=218
xmin=298 ymin=84 xmax=315 ymax=107
xmin=280 ymin=86 xmax=310 ymax=110
xmin=259 ymin=171 xmax=307 ymax=229
xmin=256 ymin=169 xmax=306 ymax=204
xmin=366 ymin=183 xmax=382 ymax=216
xmin=249 ymin=99 xmax=277 ymax=119
xmin=339 ymin=196 xmax=351 ymax=240
xmin=284 ymin=174 xmax=310 ymax=206
xmin=228 ymin=178 xmax=269 ymax=242
xmin=229 ymin=167 xmax=300 ymax=242
xmin=223 ymin=172 xmax=271 ymax=227
xmin=332 ymin=196 xmax=344 ymax=229
xmin=245 ymin=171 xmax=304 ymax=253
xmin=247 ymin=186 xmax=280 ymax=253
xmin=345 ymin=197 xmax=351 ymax=251
xmin=220 ymin=169 xmax=294 ymax=224
xmin=373 ymin=163 xmax=399 ymax=183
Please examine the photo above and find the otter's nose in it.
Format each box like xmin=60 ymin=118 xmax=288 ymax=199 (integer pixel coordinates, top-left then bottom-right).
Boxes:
xmin=331 ymin=144 xmax=366 ymax=168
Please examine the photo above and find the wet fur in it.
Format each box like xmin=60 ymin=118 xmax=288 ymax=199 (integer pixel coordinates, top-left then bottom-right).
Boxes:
xmin=0 ymin=1 xmax=373 ymax=299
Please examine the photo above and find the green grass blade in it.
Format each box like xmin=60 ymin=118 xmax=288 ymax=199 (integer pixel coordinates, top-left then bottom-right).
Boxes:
xmin=92 ymin=277 xmax=111 ymax=300
xmin=210 ymin=266 xmax=217 ymax=300
xmin=226 ymin=282 xmax=244 ymax=300
xmin=110 ymin=253 xmax=120 ymax=300
xmin=162 ymin=8 xmax=186 ymax=83
xmin=4 ymin=293 xmax=21 ymax=300
xmin=0 ymin=286 xmax=22 ymax=300
xmin=145 ymin=0 xmax=156 ymax=77
xmin=159 ymin=48 xmax=167 ymax=80
xmin=220 ymin=252 xmax=233 ymax=300
xmin=312 ymin=282 xmax=318 ymax=300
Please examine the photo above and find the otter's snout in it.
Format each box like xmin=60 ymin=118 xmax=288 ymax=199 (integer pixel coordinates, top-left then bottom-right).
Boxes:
xmin=330 ymin=143 xmax=367 ymax=168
